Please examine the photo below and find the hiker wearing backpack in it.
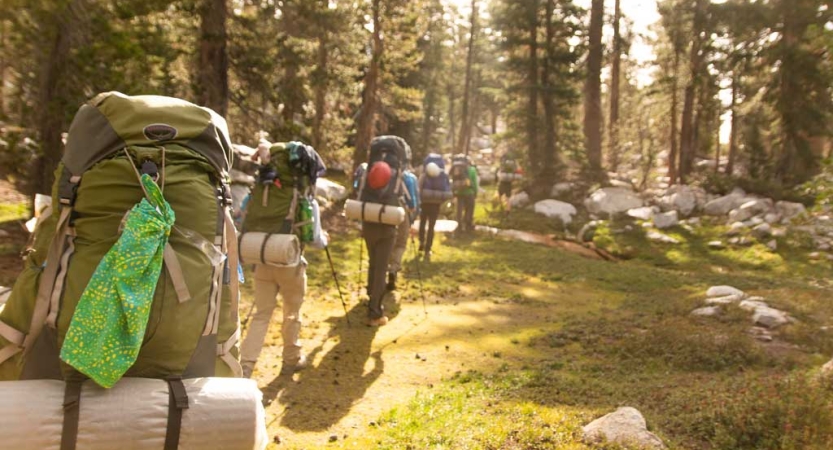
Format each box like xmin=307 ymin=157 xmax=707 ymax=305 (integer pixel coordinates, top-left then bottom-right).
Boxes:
xmin=497 ymin=152 xmax=522 ymax=201
xmin=386 ymin=166 xmax=419 ymax=290
xmin=239 ymin=140 xmax=326 ymax=378
xmin=418 ymin=153 xmax=452 ymax=262
xmin=450 ymin=154 xmax=479 ymax=233
xmin=348 ymin=135 xmax=412 ymax=326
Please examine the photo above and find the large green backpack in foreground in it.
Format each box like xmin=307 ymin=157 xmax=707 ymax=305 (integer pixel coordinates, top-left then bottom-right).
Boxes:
xmin=0 ymin=92 xmax=242 ymax=382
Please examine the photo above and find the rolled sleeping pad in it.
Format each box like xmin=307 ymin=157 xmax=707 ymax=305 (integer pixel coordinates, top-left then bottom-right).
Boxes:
xmin=344 ymin=199 xmax=405 ymax=226
xmin=239 ymin=232 xmax=301 ymax=267
xmin=420 ymin=189 xmax=453 ymax=204
xmin=0 ymin=377 xmax=268 ymax=450
xmin=498 ymin=172 xmax=523 ymax=182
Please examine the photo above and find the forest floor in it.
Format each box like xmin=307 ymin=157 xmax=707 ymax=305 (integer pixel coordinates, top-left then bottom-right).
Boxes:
xmin=2 ymin=188 xmax=833 ymax=449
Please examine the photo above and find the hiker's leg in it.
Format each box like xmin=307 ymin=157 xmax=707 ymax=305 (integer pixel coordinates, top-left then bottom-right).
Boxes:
xmin=388 ymin=217 xmax=410 ymax=273
xmin=455 ymin=196 xmax=463 ymax=228
xmin=418 ymin=208 xmax=428 ymax=248
xmin=240 ymin=265 xmax=280 ymax=369
xmin=364 ymin=223 xmax=396 ymax=319
xmin=273 ymin=262 xmax=307 ymax=364
xmin=465 ymin=196 xmax=475 ymax=231
xmin=425 ymin=203 xmax=440 ymax=253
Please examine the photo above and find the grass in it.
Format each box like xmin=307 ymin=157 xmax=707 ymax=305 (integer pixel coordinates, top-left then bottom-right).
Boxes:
xmin=0 ymin=202 xmax=28 ymax=224
xmin=275 ymin=206 xmax=833 ymax=449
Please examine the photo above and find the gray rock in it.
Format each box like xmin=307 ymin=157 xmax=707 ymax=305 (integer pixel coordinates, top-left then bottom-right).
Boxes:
xmin=728 ymin=207 xmax=756 ymax=224
xmin=704 ymin=192 xmax=747 ymax=216
xmin=772 ymin=228 xmax=787 ymax=238
xmin=726 ymin=221 xmax=747 ymax=236
xmin=739 ymin=299 xmax=769 ymax=311
xmin=533 ymin=200 xmax=577 ymax=224
xmin=550 ymin=182 xmax=575 ymax=198
xmin=752 ymin=223 xmax=772 ymax=239
xmin=316 ymin=178 xmax=349 ymax=202
xmin=740 ymin=198 xmax=774 ymax=216
xmin=585 ymin=188 xmax=644 ymax=216
xmin=764 ymin=213 xmax=781 ymax=224
xmin=753 ymin=306 xmax=790 ymax=328
xmin=692 ymin=306 xmax=721 ymax=317
xmin=627 ymin=207 xmax=657 ymax=221
xmin=659 ymin=185 xmax=698 ymax=216
xmin=653 ymin=211 xmax=679 ymax=230
xmin=706 ymin=294 xmax=744 ymax=305
xmin=686 ymin=217 xmax=702 ymax=226
xmin=707 ymin=286 xmax=744 ymax=298
xmin=766 ymin=240 xmax=778 ymax=251
xmin=647 ymin=231 xmax=679 ymax=244
xmin=776 ymin=201 xmax=806 ymax=221
xmin=707 ymin=240 xmax=726 ymax=250
xmin=748 ymin=327 xmax=774 ymax=342
xmin=582 ymin=407 xmax=666 ymax=450
xmin=509 ymin=192 xmax=531 ymax=209
xmin=822 ymin=359 xmax=833 ymax=378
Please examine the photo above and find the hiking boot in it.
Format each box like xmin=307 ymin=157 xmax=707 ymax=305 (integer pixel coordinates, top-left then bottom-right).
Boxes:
xmin=279 ymin=354 xmax=309 ymax=377
xmin=386 ymin=271 xmax=397 ymax=291
xmin=424 ymin=252 xmax=431 ymax=263
xmin=366 ymin=316 xmax=389 ymax=327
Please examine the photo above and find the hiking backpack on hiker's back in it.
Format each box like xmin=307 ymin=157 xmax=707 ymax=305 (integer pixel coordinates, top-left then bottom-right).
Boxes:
xmin=345 ymin=136 xmax=411 ymax=225
xmin=421 ymin=153 xmax=452 ymax=204
xmin=450 ymin=154 xmax=472 ymax=192
xmin=498 ymin=154 xmax=523 ymax=182
xmin=0 ymin=92 xmax=242 ymax=384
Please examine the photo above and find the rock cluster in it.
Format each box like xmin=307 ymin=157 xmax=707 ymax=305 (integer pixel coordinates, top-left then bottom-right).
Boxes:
xmin=691 ymin=285 xmax=791 ymax=334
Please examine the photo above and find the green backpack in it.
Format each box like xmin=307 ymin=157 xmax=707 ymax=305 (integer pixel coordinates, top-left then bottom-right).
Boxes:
xmin=243 ymin=142 xmax=316 ymax=242
xmin=0 ymin=92 xmax=242 ymax=383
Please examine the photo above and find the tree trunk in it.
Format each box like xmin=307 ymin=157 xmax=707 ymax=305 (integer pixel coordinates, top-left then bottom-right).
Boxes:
xmin=312 ymin=34 xmax=329 ymax=153
xmin=35 ymin=0 xmax=86 ymax=196
xmin=457 ymin=0 xmax=478 ymax=156
xmin=608 ymin=0 xmax=622 ymax=172
xmin=197 ymin=0 xmax=229 ymax=116
xmin=526 ymin=0 xmax=540 ymax=172
xmin=0 ymin=20 xmax=5 ymax=118
xmin=352 ymin=0 xmax=383 ymax=171
xmin=727 ymin=72 xmax=738 ymax=175
xmin=583 ymin=0 xmax=604 ymax=179
xmin=668 ymin=49 xmax=680 ymax=185
xmin=678 ymin=0 xmax=706 ymax=184
xmin=541 ymin=0 xmax=557 ymax=183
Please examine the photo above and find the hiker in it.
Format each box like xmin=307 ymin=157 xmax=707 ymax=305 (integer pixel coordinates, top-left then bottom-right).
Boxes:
xmin=239 ymin=141 xmax=325 ymax=378
xmin=418 ymin=153 xmax=452 ymax=263
xmin=496 ymin=152 xmax=522 ymax=202
xmin=350 ymin=135 xmax=412 ymax=326
xmin=386 ymin=163 xmax=419 ymax=289
xmin=450 ymin=153 xmax=479 ymax=233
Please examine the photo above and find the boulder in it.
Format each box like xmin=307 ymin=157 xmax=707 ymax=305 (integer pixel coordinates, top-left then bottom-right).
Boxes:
xmin=740 ymin=198 xmax=774 ymax=216
xmin=764 ymin=213 xmax=781 ymax=224
xmin=533 ymin=200 xmax=577 ymax=225
xmin=753 ymin=306 xmax=790 ymax=328
xmin=704 ymin=192 xmax=747 ymax=216
xmin=766 ymin=240 xmax=778 ymax=251
xmin=728 ymin=207 xmax=756 ymax=224
xmin=707 ymin=240 xmax=726 ymax=250
xmin=692 ymin=306 xmax=721 ymax=317
xmin=739 ymin=299 xmax=769 ymax=312
xmin=707 ymin=285 xmax=744 ymax=298
xmin=726 ymin=222 xmax=747 ymax=236
xmin=509 ymin=192 xmax=531 ymax=209
xmin=752 ymin=223 xmax=772 ymax=239
xmin=647 ymin=231 xmax=679 ymax=244
xmin=316 ymin=178 xmax=349 ymax=202
xmin=627 ymin=207 xmax=656 ymax=221
xmin=550 ymin=182 xmax=575 ymax=198
xmin=582 ymin=407 xmax=666 ymax=450
xmin=653 ymin=211 xmax=679 ymax=230
xmin=706 ymin=294 xmax=744 ymax=305
xmin=775 ymin=201 xmax=806 ymax=221
xmin=659 ymin=185 xmax=698 ymax=216
xmin=585 ymin=188 xmax=644 ymax=216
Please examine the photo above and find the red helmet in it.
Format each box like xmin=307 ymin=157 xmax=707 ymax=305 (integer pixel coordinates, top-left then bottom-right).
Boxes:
xmin=367 ymin=162 xmax=392 ymax=189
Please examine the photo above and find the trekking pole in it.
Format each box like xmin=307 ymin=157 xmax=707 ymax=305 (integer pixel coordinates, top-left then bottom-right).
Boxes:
xmin=242 ymin=302 xmax=256 ymax=327
xmin=409 ymin=234 xmax=428 ymax=315
xmin=324 ymin=245 xmax=351 ymax=327
xmin=356 ymin=238 xmax=364 ymax=299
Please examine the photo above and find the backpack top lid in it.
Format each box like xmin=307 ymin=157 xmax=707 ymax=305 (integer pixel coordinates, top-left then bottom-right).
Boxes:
xmin=423 ymin=153 xmax=445 ymax=171
xmin=63 ymin=91 xmax=233 ymax=177
xmin=425 ymin=162 xmax=442 ymax=178
xmin=369 ymin=135 xmax=411 ymax=170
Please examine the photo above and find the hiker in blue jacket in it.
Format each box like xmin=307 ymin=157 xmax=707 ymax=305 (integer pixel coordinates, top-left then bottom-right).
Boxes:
xmin=418 ymin=154 xmax=452 ymax=263
xmin=386 ymin=167 xmax=420 ymax=290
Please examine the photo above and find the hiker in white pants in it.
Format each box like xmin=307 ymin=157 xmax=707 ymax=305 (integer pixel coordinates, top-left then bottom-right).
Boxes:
xmin=240 ymin=262 xmax=307 ymax=378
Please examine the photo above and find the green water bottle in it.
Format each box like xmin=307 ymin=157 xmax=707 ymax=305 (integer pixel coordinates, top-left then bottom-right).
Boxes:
xmin=297 ymin=197 xmax=314 ymax=243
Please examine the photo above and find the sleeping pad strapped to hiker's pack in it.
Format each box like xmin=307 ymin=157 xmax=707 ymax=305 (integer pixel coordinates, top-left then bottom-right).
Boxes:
xmin=239 ymin=141 xmax=326 ymax=265
xmin=345 ymin=135 xmax=411 ymax=225
xmin=420 ymin=153 xmax=452 ymax=204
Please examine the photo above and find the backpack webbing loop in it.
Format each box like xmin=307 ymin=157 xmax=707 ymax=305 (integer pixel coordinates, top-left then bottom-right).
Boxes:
xmin=60 ymin=380 xmax=83 ymax=450
xmin=164 ymin=376 xmax=189 ymax=450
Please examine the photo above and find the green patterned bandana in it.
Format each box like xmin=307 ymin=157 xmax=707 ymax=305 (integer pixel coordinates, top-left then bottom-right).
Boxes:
xmin=61 ymin=174 xmax=175 ymax=388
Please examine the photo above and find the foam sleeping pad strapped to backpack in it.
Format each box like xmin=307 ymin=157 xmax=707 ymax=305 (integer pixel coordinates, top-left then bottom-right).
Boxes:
xmin=238 ymin=232 xmax=301 ymax=267
xmin=346 ymin=135 xmax=410 ymax=225
xmin=0 ymin=92 xmax=242 ymax=387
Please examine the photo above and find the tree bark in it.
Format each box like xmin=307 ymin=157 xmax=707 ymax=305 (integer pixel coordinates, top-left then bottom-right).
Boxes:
xmin=457 ymin=0 xmax=478 ymax=156
xmin=352 ymin=0 xmax=383 ymax=171
xmin=526 ymin=0 xmax=540 ymax=172
xmin=668 ymin=48 xmax=680 ymax=185
xmin=197 ymin=0 xmax=229 ymax=117
xmin=312 ymin=34 xmax=329 ymax=153
xmin=583 ymin=0 xmax=604 ymax=179
xmin=727 ymin=72 xmax=738 ymax=175
xmin=678 ymin=0 xmax=706 ymax=184
xmin=541 ymin=0 xmax=557 ymax=182
xmin=608 ymin=0 xmax=622 ymax=172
